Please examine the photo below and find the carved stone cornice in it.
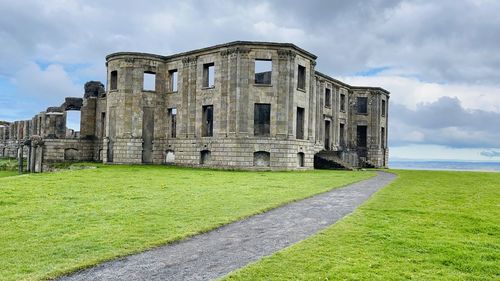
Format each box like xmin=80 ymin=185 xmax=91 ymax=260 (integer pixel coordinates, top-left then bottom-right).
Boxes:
xmin=277 ymin=49 xmax=296 ymax=60
xmin=220 ymin=47 xmax=251 ymax=58
xmin=182 ymin=56 xmax=198 ymax=66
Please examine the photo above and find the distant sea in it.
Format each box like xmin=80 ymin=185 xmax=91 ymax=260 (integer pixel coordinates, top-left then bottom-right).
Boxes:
xmin=389 ymin=160 xmax=500 ymax=172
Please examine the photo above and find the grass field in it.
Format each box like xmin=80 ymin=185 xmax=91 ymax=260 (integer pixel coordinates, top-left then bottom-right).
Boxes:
xmin=0 ymin=171 xmax=18 ymax=178
xmin=224 ymin=170 xmax=500 ymax=281
xmin=0 ymin=164 xmax=373 ymax=281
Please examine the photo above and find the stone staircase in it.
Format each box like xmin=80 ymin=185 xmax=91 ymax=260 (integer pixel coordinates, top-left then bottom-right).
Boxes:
xmin=314 ymin=151 xmax=354 ymax=170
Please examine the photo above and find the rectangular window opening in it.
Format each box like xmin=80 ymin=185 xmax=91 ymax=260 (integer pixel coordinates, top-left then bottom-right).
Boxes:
xmin=357 ymin=125 xmax=367 ymax=147
xmin=297 ymin=65 xmax=306 ymax=90
xmin=324 ymin=120 xmax=331 ymax=150
xmin=255 ymin=59 xmax=272 ymax=85
xmin=382 ymin=100 xmax=386 ymax=117
xmin=143 ymin=71 xmax=156 ymax=91
xmin=340 ymin=94 xmax=346 ymax=111
xmin=254 ymin=103 xmax=271 ymax=137
xmin=296 ymin=107 xmax=305 ymax=139
xmin=340 ymin=123 xmax=345 ymax=148
xmin=381 ymin=127 xmax=385 ymax=148
xmin=202 ymin=105 xmax=213 ymax=137
xmin=168 ymin=108 xmax=177 ymax=138
xmin=110 ymin=71 xmax=117 ymax=90
xmin=325 ymin=88 xmax=331 ymax=108
xmin=357 ymin=97 xmax=368 ymax=114
xmin=100 ymin=112 xmax=106 ymax=138
xmin=203 ymin=63 xmax=215 ymax=88
xmin=169 ymin=69 xmax=178 ymax=92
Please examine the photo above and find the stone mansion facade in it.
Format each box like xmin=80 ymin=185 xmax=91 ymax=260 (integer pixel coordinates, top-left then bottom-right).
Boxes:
xmin=0 ymin=41 xmax=389 ymax=171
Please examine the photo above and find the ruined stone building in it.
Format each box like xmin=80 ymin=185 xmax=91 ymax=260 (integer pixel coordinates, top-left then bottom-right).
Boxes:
xmin=0 ymin=41 xmax=389 ymax=171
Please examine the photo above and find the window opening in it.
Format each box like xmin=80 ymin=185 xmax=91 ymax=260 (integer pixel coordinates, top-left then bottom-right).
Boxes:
xmin=255 ymin=59 xmax=272 ymax=85
xmin=254 ymin=103 xmax=271 ymax=136
xmin=202 ymin=105 xmax=213 ymax=137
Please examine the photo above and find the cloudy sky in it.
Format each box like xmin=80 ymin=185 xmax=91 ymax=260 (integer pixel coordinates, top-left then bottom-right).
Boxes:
xmin=1 ymin=0 xmax=499 ymax=161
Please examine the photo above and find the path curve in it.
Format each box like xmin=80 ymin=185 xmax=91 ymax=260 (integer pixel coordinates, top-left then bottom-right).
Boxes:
xmin=57 ymin=171 xmax=396 ymax=281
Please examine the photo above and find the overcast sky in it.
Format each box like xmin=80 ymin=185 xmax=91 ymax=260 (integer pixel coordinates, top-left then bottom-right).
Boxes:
xmin=1 ymin=0 xmax=499 ymax=161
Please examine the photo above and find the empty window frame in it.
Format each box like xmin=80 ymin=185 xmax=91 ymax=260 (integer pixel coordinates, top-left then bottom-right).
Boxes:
xmin=110 ymin=71 xmax=118 ymax=90
xmin=296 ymin=107 xmax=305 ymax=139
xmin=254 ymin=151 xmax=271 ymax=167
xmin=340 ymin=93 xmax=346 ymax=111
xmin=357 ymin=125 xmax=367 ymax=147
xmin=143 ymin=71 xmax=156 ymax=91
xmin=203 ymin=63 xmax=215 ymax=88
xmin=381 ymin=127 xmax=386 ymax=148
xmin=297 ymin=152 xmax=305 ymax=167
xmin=255 ymin=59 xmax=272 ymax=85
xmin=297 ymin=65 xmax=306 ymax=90
xmin=202 ymin=105 xmax=213 ymax=137
xmin=254 ymin=103 xmax=271 ymax=136
xmin=168 ymin=108 xmax=177 ymax=138
xmin=325 ymin=88 xmax=331 ymax=108
xmin=200 ymin=150 xmax=211 ymax=164
xmin=382 ymin=99 xmax=386 ymax=117
xmin=339 ymin=123 xmax=345 ymax=147
xmin=169 ymin=69 xmax=178 ymax=92
xmin=357 ymin=97 xmax=368 ymax=114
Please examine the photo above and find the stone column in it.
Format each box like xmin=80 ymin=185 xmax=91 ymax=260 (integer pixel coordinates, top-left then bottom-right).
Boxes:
xmin=308 ymin=61 xmax=316 ymax=141
xmin=80 ymin=97 xmax=97 ymax=139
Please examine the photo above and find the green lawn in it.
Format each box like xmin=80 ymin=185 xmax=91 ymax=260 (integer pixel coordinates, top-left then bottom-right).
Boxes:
xmin=0 ymin=171 xmax=18 ymax=178
xmin=0 ymin=164 xmax=373 ymax=281
xmin=224 ymin=170 xmax=500 ymax=281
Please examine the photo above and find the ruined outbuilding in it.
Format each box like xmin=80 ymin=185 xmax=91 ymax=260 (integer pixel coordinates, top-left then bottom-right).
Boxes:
xmin=0 ymin=41 xmax=389 ymax=171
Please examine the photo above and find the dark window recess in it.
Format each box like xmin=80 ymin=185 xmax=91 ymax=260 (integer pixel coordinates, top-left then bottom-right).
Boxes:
xmin=381 ymin=127 xmax=385 ymax=148
xmin=357 ymin=125 xmax=367 ymax=147
xmin=253 ymin=151 xmax=270 ymax=167
xmin=200 ymin=150 xmax=211 ymax=164
xmin=296 ymin=107 xmax=305 ymax=139
xmin=324 ymin=120 xmax=331 ymax=150
xmin=110 ymin=71 xmax=117 ymax=90
xmin=297 ymin=152 xmax=305 ymax=167
xmin=143 ymin=71 xmax=156 ymax=91
xmin=357 ymin=97 xmax=368 ymax=114
xmin=168 ymin=108 xmax=177 ymax=138
xmin=169 ymin=69 xmax=178 ymax=92
xmin=203 ymin=63 xmax=215 ymax=88
xmin=339 ymin=123 xmax=345 ymax=147
xmin=325 ymin=88 xmax=331 ymax=108
xmin=340 ymin=94 xmax=346 ymax=111
xmin=100 ymin=112 xmax=106 ymax=138
xmin=202 ymin=105 xmax=213 ymax=137
xmin=382 ymin=100 xmax=386 ymax=117
xmin=255 ymin=60 xmax=272 ymax=85
xmin=297 ymin=65 xmax=306 ymax=90
xmin=254 ymin=103 xmax=271 ymax=136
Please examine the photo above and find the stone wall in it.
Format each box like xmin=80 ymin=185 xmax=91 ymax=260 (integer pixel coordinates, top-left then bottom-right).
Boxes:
xmin=1 ymin=41 xmax=390 ymax=171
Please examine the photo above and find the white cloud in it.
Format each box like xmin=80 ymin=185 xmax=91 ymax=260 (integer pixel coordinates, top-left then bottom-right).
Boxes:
xmin=342 ymin=75 xmax=500 ymax=112
xmin=12 ymin=62 xmax=81 ymax=104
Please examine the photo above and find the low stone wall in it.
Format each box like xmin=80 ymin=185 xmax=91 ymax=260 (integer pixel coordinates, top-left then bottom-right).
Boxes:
xmin=42 ymin=139 xmax=96 ymax=163
xmin=108 ymin=137 xmax=320 ymax=170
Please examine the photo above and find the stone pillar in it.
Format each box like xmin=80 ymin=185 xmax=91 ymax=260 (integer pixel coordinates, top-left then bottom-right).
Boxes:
xmin=80 ymin=97 xmax=97 ymax=139
xmin=44 ymin=112 xmax=65 ymax=138
xmin=308 ymin=61 xmax=316 ymax=141
xmin=238 ymin=47 xmax=251 ymax=135
xmin=276 ymin=49 xmax=292 ymax=138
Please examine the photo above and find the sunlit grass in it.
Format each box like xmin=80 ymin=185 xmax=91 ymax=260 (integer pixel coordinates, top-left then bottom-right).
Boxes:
xmin=224 ymin=170 xmax=500 ymax=281
xmin=0 ymin=164 xmax=373 ymax=281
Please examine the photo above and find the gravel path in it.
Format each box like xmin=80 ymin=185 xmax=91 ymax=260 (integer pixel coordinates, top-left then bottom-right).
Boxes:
xmin=57 ymin=171 xmax=396 ymax=281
